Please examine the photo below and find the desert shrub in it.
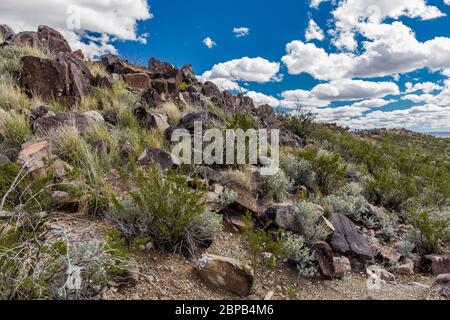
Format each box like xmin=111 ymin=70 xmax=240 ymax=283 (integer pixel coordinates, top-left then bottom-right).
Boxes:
xmin=222 ymin=168 xmax=255 ymax=192
xmin=396 ymin=235 xmax=417 ymax=260
xmin=299 ymin=148 xmax=347 ymax=195
xmin=228 ymin=112 xmax=257 ymax=131
xmin=243 ymin=213 xmax=285 ymax=272
xmin=217 ymin=190 xmax=238 ymax=206
xmin=157 ymin=102 xmax=183 ymax=124
xmin=324 ymin=183 xmax=369 ymax=223
xmin=0 ymin=111 xmax=31 ymax=148
xmin=280 ymin=232 xmax=317 ymax=278
xmin=296 ymin=201 xmax=331 ymax=242
xmin=110 ymin=166 xmax=221 ymax=256
xmin=0 ymin=225 xmax=129 ymax=299
xmin=282 ymin=107 xmax=316 ymax=140
xmin=377 ymin=215 xmax=396 ymax=242
xmin=280 ymin=155 xmax=316 ymax=190
xmin=408 ymin=207 xmax=450 ymax=254
xmin=261 ymin=169 xmax=293 ymax=203
xmin=367 ymin=168 xmax=417 ymax=211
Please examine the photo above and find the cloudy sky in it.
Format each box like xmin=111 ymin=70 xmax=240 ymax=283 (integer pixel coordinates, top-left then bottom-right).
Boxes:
xmin=2 ymin=0 xmax=450 ymax=132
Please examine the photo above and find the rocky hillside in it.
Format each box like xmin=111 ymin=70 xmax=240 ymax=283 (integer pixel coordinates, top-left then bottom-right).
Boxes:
xmin=0 ymin=25 xmax=449 ymax=300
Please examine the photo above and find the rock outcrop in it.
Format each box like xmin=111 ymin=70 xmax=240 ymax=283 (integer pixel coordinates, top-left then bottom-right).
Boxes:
xmin=196 ymin=254 xmax=253 ymax=297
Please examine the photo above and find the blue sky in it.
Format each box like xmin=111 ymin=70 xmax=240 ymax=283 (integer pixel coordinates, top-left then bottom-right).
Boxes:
xmin=2 ymin=0 xmax=450 ymax=132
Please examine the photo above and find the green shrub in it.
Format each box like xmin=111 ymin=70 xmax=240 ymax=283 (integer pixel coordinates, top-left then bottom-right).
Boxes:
xmin=280 ymin=155 xmax=316 ymax=190
xmin=280 ymin=232 xmax=317 ymax=278
xmin=243 ymin=213 xmax=285 ymax=272
xmin=299 ymin=148 xmax=347 ymax=195
xmin=408 ymin=207 xmax=450 ymax=254
xmin=110 ymin=166 xmax=221 ymax=256
xmin=228 ymin=112 xmax=257 ymax=131
xmin=0 ymin=111 xmax=31 ymax=148
xmin=261 ymin=169 xmax=293 ymax=203
xmin=296 ymin=201 xmax=331 ymax=242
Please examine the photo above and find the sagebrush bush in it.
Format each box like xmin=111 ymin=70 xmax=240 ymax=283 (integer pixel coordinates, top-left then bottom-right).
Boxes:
xmin=261 ymin=169 xmax=293 ymax=203
xmin=0 ymin=111 xmax=31 ymax=148
xmin=110 ymin=166 xmax=221 ymax=256
xmin=280 ymin=232 xmax=317 ymax=278
xmin=324 ymin=182 xmax=369 ymax=223
xmin=296 ymin=201 xmax=331 ymax=242
xmin=280 ymin=155 xmax=316 ymax=190
xmin=0 ymin=226 xmax=129 ymax=299
xmin=217 ymin=189 xmax=238 ymax=206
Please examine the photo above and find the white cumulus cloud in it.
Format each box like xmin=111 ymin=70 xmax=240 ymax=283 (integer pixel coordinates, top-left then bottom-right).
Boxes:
xmin=245 ymin=91 xmax=280 ymax=107
xmin=0 ymin=0 xmax=152 ymax=58
xmin=233 ymin=27 xmax=250 ymax=38
xmin=203 ymin=37 xmax=216 ymax=49
xmin=305 ymin=19 xmax=324 ymax=42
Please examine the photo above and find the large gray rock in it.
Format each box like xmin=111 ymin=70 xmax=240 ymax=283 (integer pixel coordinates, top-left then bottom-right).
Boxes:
xmin=196 ymin=254 xmax=253 ymax=297
xmin=259 ymin=203 xmax=300 ymax=233
xmin=328 ymin=212 xmax=373 ymax=271
xmin=0 ymin=25 xmax=15 ymax=41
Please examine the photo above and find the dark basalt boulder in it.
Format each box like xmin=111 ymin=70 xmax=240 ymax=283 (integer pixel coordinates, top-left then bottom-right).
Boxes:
xmin=137 ymin=147 xmax=180 ymax=171
xmin=101 ymin=54 xmax=149 ymax=75
xmin=123 ymin=73 xmax=152 ymax=91
xmin=20 ymin=53 xmax=93 ymax=106
xmin=37 ymin=25 xmax=71 ymax=54
xmin=312 ymin=241 xmax=336 ymax=279
xmin=141 ymin=88 xmax=162 ymax=108
xmin=328 ymin=212 xmax=373 ymax=271
xmin=12 ymin=26 xmax=71 ymax=54
xmin=181 ymin=64 xmax=198 ymax=84
xmin=34 ymin=111 xmax=104 ymax=135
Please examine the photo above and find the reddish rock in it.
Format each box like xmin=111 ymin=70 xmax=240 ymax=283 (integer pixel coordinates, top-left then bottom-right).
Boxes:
xmin=16 ymin=141 xmax=51 ymax=176
xmin=37 ymin=25 xmax=71 ymax=54
xmin=312 ymin=241 xmax=335 ymax=279
xmin=34 ymin=111 xmax=104 ymax=134
xmin=394 ymin=262 xmax=414 ymax=275
xmin=196 ymin=254 xmax=253 ymax=297
xmin=123 ymin=73 xmax=152 ymax=90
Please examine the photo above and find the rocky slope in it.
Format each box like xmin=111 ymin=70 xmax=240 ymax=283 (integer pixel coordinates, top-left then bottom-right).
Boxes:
xmin=0 ymin=25 xmax=449 ymax=300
